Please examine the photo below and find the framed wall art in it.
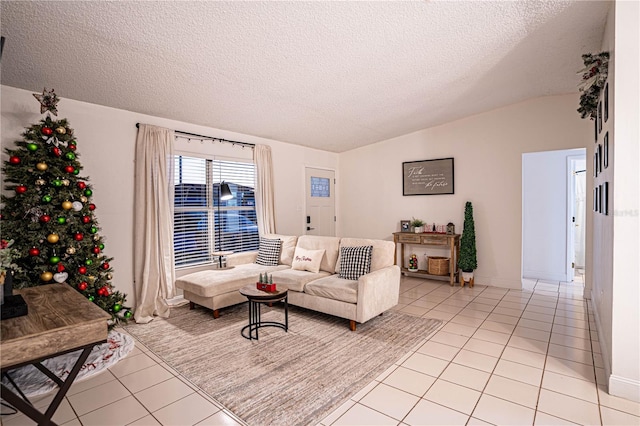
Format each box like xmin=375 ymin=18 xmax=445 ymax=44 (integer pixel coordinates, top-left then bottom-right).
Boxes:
xmin=603 ymin=182 xmax=609 ymax=215
xmin=604 ymin=132 xmax=609 ymax=169
xmin=400 ymin=220 xmax=411 ymax=232
xmin=604 ymin=82 xmax=609 ymax=123
xmin=402 ymin=158 xmax=454 ymax=196
xmin=598 ymin=100 xmax=603 ymax=134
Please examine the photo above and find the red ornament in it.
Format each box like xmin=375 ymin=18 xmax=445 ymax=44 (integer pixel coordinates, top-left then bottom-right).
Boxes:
xmin=92 ymin=246 xmax=100 ymax=254
xmin=78 ymin=266 xmax=88 ymax=274
xmin=40 ymin=214 xmax=51 ymax=223
xmin=101 ymin=262 xmax=110 ymax=270
xmin=74 ymin=233 xmax=84 ymax=241
xmin=82 ymin=216 xmax=91 ymax=224
xmin=15 ymin=185 xmax=27 ymax=194
xmin=52 ymin=147 xmax=62 ymax=157
xmin=78 ymin=281 xmax=88 ymax=291
xmin=29 ymin=247 xmax=41 ymax=256
xmin=57 ymin=263 xmax=65 ymax=272
xmin=64 ymin=165 xmax=75 ymax=173
xmin=88 ymin=204 xmax=96 ymax=211
xmin=99 ymin=286 xmax=110 ymax=296
xmin=42 ymin=127 xmax=53 ymax=136
xmin=69 ymin=143 xmax=77 ymax=151
xmin=9 ymin=156 xmax=21 ymax=165
xmin=77 ymin=182 xmax=87 ymax=190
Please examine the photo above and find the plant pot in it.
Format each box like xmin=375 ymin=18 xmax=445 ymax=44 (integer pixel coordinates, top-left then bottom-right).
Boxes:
xmin=414 ymin=226 xmax=424 ymax=233
xmin=460 ymin=270 xmax=474 ymax=287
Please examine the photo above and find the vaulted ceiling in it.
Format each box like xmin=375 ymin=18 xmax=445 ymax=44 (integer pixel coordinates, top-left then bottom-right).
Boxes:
xmin=1 ymin=1 xmax=610 ymax=152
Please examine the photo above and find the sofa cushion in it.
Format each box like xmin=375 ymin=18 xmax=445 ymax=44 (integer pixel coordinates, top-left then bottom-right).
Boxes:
xmin=176 ymin=263 xmax=287 ymax=297
xmin=291 ymin=247 xmax=325 ymax=273
xmin=255 ymin=237 xmax=282 ymax=266
xmin=270 ymin=269 xmax=331 ymax=292
xmin=338 ymin=245 xmax=373 ymax=280
xmin=304 ymin=275 xmax=358 ymax=304
xmin=261 ymin=234 xmax=298 ymax=265
xmin=296 ymin=235 xmax=341 ymax=273
xmin=337 ymin=238 xmax=396 ymax=273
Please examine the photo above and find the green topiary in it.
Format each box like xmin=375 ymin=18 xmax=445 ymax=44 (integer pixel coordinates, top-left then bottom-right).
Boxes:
xmin=458 ymin=201 xmax=477 ymax=272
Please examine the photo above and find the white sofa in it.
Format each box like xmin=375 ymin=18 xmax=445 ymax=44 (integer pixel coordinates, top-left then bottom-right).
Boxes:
xmin=175 ymin=234 xmax=400 ymax=330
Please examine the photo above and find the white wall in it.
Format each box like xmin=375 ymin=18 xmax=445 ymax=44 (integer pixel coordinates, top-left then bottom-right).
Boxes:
xmin=1 ymin=85 xmax=338 ymax=305
xmin=522 ymin=149 xmax=584 ymax=282
xmin=339 ymin=94 xmax=592 ymax=288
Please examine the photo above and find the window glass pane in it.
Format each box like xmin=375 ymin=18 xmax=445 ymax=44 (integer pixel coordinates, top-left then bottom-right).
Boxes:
xmin=175 ymin=156 xmax=207 ymax=207
xmin=311 ymin=176 xmax=330 ymax=197
xmin=174 ymin=210 xmax=210 ymax=267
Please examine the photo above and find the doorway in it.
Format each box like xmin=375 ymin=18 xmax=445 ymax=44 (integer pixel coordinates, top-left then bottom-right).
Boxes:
xmin=304 ymin=167 xmax=335 ymax=236
xmin=568 ymin=156 xmax=587 ymax=281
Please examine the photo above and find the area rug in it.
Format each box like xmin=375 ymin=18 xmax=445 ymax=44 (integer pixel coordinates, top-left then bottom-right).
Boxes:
xmin=1 ymin=331 xmax=134 ymax=397
xmin=125 ymin=304 xmax=442 ymax=426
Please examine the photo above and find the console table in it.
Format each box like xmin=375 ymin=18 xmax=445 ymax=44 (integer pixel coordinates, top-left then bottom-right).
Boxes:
xmin=393 ymin=232 xmax=461 ymax=286
xmin=1 ymin=284 xmax=110 ymax=425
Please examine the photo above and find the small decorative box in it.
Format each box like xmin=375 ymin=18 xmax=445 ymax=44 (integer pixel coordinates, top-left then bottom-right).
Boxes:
xmin=256 ymin=282 xmax=276 ymax=292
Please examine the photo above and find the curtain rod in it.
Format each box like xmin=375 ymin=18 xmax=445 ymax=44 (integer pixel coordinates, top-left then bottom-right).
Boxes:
xmin=136 ymin=123 xmax=255 ymax=149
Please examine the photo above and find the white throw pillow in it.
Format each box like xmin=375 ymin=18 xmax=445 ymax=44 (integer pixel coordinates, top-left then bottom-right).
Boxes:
xmin=291 ymin=247 xmax=325 ymax=273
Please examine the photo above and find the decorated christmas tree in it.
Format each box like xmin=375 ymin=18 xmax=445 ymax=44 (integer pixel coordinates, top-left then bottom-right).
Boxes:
xmin=1 ymin=89 xmax=131 ymax=326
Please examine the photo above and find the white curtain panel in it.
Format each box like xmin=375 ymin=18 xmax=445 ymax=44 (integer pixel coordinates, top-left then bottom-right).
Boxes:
xmin=133 ymin=124 xmax=176 ymax=323
xmin=254 ymin=144 xmax=276 ymax=235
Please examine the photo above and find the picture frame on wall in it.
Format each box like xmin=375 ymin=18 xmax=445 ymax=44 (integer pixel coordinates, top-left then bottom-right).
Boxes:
xmin=603 ymin=182 xmax=609 ymax=215
xmin=598 ymin=100 xmax=603 ymax=134
xmin=400 ymin=220 xmax=411 ymax=232
xmin=594 ymin=119 xmax=598 ymax=143
xmin=594 ymin=151 xmax=598 ymax=178
xmin=604 ymin=132 xmax=609 ymax=169
xmin=604 ymin=82 xmax=609 ymax=123
xmin=402 ymin=158 xmax=454 ymax=196
xmin=598 ymin=143 xmax=603 ymax=173
xmin=594 ymin=186 xmax=599 ymax=213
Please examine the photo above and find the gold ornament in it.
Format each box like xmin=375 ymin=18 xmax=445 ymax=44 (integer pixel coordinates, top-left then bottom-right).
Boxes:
xmin=36 ymin=179 xmax=46 ymax=186
xmin=66 ymin=246 xmax=76 ymax=255
xmin=55 ymin=126 xmax=66 ymax=134
xmin=40 ymin=271 xmax=54 ymax=282
xmin=93 ymin=235 xmax=100 ymax=241
xmin=61 ymin=200 xmax=73 ymax=210
xmin=36 ymin=162 xmax=48 ymax=171
xmin=106 ymin=273 xmax=113 ymax=280
xmin=80 ymin=196 xmax=88 ymax=203
xmin=47 ymin=233 xmax=60 ymax=243
xmin=61 ymin=179 xmax=70 ymax=186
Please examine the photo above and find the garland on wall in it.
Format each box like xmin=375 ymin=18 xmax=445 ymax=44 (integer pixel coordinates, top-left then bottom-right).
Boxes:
xmin=577 ymin=51 xmax=609 ymax=119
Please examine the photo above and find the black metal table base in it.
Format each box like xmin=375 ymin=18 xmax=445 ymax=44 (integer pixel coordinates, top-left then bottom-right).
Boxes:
xmin=1 ymin=343 xmax=97 ymax=426
xmin=241 ymin=296 xmax=288 ymax=340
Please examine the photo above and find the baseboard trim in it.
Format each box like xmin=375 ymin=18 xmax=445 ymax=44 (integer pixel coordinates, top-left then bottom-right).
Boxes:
xmin=609 ymin=374 xmax=640 ymax=402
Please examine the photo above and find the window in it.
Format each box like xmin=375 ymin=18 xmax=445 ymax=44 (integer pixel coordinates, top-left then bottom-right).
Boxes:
xmin=173 ymin=155 xmax=259 ymax=268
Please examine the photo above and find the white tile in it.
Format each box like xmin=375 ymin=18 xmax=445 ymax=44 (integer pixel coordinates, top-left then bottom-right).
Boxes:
xmin=520 ymin=310 xmax=553 ymax=323
xmin=423 ymin=379 xmax=481 ymax=415
xmin=440 ymin=363 xmax=490 ymax=391
xmin=479 ymin=320 xmax=516 ymax=334
xmin=541 ymin=371 xmax=598 ymax=403
xmin=333 ymin=402 xmax=397 ymax=425
xmin=376 ymin=364 xmax=399 ymax=382
xmin=463 ymin=337 xmax=505 ymax=358
xmin=153 ymin=393 xmax=219 ymax=426
xmin=493 ymin=359 xmax=543 ymax=386
xmin=449 ymin=314 xmax=484 ymax=328
xmin=360 ymin=383 xmax=419 ymax=421
xmin=552 ymin=324 xmax=590 ymax=339
xmin=497 ymin=301 xmax=528 ymax=310
xmin=383 ymin=366 xmax=436 ymax=397
xmin=600 ymin=406 xmax=640 ymax=425
xmin=517 ymin=318 xmax=553 ymax=332
xmin=533 ymin=411 xmax=579 ymax=425
xmin=416 ymin=340 xmax=460 ymax=361
xmin=474 ymin=297 xmax=500 ymax=306
xmin=423 ymin=310 xmax=456 ymax=322
xmin=500 ymin=346 xmax=546 ymax=369
xmin=61 ymin=419 xmax=82 ymax=426
xmin=134 ymin=377 xmax=195 ymax=413
xmin=410 ymin=299 xmax=438 ymax=309
xmin=547 ymin=343 xmax=593 ymax=365
xmin=484 ymin=375 xmax=540 ymax=408
xmin=119 ymin=364 xmax=174 ymax=394
xmin=350 ymin=380 xmax=379 ymax=401
xmin=432 ymin=304 xmax=464 ymax=314
xmin=401 ymin=305 xmax=430 ymax=316
xmin=472 ymin=328 xmax=510 ymax=345
xmin=472 ymin=394 xmax=535 ymax=425
xmin=523 ymin=305 xmax=555 ymax=315
xmin=68 ymin=369 xmax=117 ymax=396
xmin=512 ymin=326 xmax=550 ymax=343
xmin=466 ymin=302 xmax=495 ymax=312
xmin=440 ymin=322 xmax=477 ymax=337
xmin=597 ymin=385 xmax=640 ymax=416
xmin=452 ymin=349 xmax=498 ymax=373
xmin=429 ymin=331 xmax=469 ymax=348
xmin=550 ymin=333 xmax=592 ymax=351
xmin=196 ymin=410 xmax=243 ymax=426
xmin=537 ymin=389 xmax=600 ymax=425
xmin=79 ymin=395 xmax=148 ymax=426
xmin=544 ymin=356 xmax=595 ymax=383
xmin=108 ymin=353 xmax=157 ymax=378
xmin=467 ymin=417 xmax=494 ymax=426
xmin=320 ymin=399 xmax=356 ymax=426
xmin=493 ymin=307 xmax=524 ymax=318
xmin=439 ymin=298 xmax=470 ymax=308
xmin=127 ymin=415 xmax=162 ymax=425
xmin=486 ymin=313 xmax=519 ymax=325
xmin=402 ymin=352 xmax=449 ymax=377
xmin=507 ymin=335 xmax=549 ymax=354
xmin=458 ymin=308 xmax=491 ymax=320
xmin=68 ymin=379 xmax=131 ymax=416
xmin=404 ymin=399 xmax=469 ymax=425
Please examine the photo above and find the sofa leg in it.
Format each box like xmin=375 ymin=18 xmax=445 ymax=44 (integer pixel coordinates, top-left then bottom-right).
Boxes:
xmin=189 ymin=302 xmax=195 ymax=310
xmin=213 ymin=309 xmax=220 ymax=319
xmin=349 ymin=320 xmax=357 ymax=331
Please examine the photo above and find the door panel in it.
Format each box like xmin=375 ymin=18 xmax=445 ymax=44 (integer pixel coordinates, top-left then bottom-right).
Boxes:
xmin=305 ymin=168 xmax=335 ymax=236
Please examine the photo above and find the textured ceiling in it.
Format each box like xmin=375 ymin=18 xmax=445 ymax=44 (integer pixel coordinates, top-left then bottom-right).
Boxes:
xmin=1 ymin=1 xmax=610 ymax=153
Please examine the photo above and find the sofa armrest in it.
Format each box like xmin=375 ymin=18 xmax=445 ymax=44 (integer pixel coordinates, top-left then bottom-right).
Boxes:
xmin=355 ymin=265 xmax=400 ymax=323
xmin=227 ymin=251 xmax=258 ymax=266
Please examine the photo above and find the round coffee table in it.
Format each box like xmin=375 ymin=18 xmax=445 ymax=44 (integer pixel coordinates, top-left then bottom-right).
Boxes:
xmin=239 ymin=285 xmax=288 ymax=340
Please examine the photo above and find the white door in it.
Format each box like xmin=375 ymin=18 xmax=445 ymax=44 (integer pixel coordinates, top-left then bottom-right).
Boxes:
xmin=305 ymin=167 xmax=335 ymax=236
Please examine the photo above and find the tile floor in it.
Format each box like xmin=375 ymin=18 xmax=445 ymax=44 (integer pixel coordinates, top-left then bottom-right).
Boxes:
xmin=2 ymin=274 xmax=640 ymax=425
